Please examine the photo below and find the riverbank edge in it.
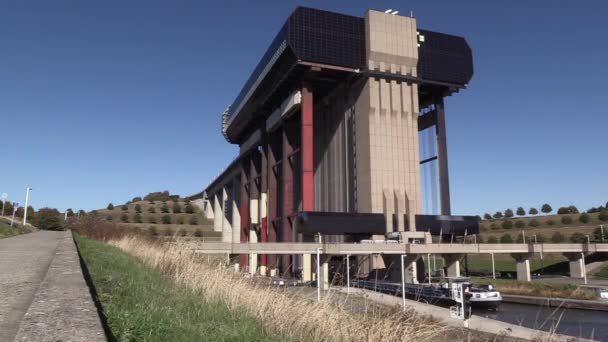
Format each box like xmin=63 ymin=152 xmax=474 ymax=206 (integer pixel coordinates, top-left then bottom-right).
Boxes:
xmin=337 ymin=287 xmax=593 ymax=341
xmin=502 ymin=294 xmax=608 ymax=312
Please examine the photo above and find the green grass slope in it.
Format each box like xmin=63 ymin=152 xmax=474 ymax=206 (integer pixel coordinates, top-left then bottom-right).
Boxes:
xmin=479 ymin=212 xmax=606 ymax=242
xmin=0 ymin=219 xmax=25 ymax=239
xmin=76 ymin=235 xmax=273 ymax=341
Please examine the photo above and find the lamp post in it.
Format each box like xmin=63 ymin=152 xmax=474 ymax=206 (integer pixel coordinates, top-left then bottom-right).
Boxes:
xmin=23 ymin=187 xmax=32 ymax=225
xmin=401 ymin=254 xmax=407 ymax=311
xmin=11 ymin=204 xmax=18 ymax=227
xmin=582 ymin=252 xmax=588 ymax=285
xmin=491 ymin=253 xmax=495 ymax=279
xmin=316 ymin=247 xmax=322 ymax=302
xmin=427 ymin=253 xmax=432 ymax=284
xmin=346 ymin=254 xmax=350 ymax=295
xmin=1 ymin=193 xmax=7 ymax=217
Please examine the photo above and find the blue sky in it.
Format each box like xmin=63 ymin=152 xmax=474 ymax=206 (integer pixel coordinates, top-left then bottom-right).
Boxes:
xmin=1 ymin=1 xmax=606 ymax=215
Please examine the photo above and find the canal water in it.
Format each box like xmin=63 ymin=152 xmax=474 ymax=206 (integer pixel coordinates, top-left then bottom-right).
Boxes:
xmin=474 ymin=302 xmax=608 ymax=340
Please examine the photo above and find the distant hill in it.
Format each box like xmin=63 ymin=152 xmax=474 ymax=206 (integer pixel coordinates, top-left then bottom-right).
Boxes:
xmin=479 ymin=212 xmax=606 ymax=242
xmin=95 ymin=199 xmax=220 ymax=240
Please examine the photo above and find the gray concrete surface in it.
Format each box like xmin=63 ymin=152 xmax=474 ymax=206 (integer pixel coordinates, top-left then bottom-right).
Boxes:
xmin=188 ymin=241 xmax=608 ymax=255
xmin=0 ymin=231 xmax=63 ymax=342
xmin=0 ymin=231 xmax=106 ymax=342
xmin=13 ymin=231 xmax=106 ymax=342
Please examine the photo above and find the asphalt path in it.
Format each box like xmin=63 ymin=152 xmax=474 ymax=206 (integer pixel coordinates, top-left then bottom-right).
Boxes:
xmin=0 ymin=231 xmax=63 ymax=341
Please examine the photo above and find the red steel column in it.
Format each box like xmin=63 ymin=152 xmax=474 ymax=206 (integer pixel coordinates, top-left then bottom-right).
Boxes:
xmin=260 ymin=137 xmax=268 ymax=271
xmin=267 ymin=132 xmax=279 ymax=272
xmin=239 ymin=159 xmax=250 ymax=270
xmin=301 ymin=86 xmax=314 ymax=212
xmin=249 ymin=151 xmax=260 ymax=274
xmin=281 ymin=122 xmax=295 ymax=276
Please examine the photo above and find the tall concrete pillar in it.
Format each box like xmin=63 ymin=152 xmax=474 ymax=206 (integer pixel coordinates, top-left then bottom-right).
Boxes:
xmin=248 ymin=229 xmax=258 ymax=275
xmin=221 ymin=187 xmax=233 ymax=243
xmin=382 ymin=189 xmax=395 ymax=233
xmin=564 ymin=253 xmax=586 ymax=279
xmin=403 ymin=255 xmax=420 ymax=284
xmin=199 ymin=196 xmax=214 ymax=220
xmin=321 ymin=256 xmax=330 ymax=290
xmin=302 ymin=254 xmax=312 ymax=282
xmin=231 ymin=183 xmax=241 ymax=247
xmin=354 ymin=11 xmax=422 ymax=228
xmin=443 ymin=254 xmax=462 ymax=278
xmin=213 ymin=193 xmax=222 ymax=232
xmin=239 ymin=161 xmax=250 ymax=271
xmin=512 ymin=253 xmax=532 ymax=282
xmin=435 ymin=99 xmax=451 ymax=216
xmin=384 ymin=255 xmax=419 ymax=284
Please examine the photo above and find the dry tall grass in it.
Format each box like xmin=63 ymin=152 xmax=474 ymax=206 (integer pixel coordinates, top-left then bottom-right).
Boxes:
xmin=111 ymin=236 xmax=447 ymax=342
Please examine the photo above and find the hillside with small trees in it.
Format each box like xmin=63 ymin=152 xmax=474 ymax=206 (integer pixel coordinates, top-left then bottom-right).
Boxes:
xmin=96 ymin=191 xmax=218 ymax=239
xmin=478 ymin=202 xmax=608 ymax=244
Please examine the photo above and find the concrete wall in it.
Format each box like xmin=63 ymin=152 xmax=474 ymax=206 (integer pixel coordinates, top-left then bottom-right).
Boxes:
xmin=354 ymin=11 xmax=422 ymax=232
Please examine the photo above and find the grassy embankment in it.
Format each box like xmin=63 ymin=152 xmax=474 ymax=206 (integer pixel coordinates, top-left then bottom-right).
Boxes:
xmin=0 ymin=219 xmax=25 ymax=238
xmin=83 ymin=234 xmax=447 ymax=342
xmin=596 ymin=266 xmax=608 ymax=279
xmin=75 ymin=235 xmax=272 ymax=341
xmin=473 ymin=212 xmax=608 ymax=277
xmin=471 ymin=278 xmax=596 ymax=300
xmin=422 ymin=254 xmax=565 ymax=274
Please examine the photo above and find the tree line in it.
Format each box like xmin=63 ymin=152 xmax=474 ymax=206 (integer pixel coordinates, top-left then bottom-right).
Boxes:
xmin=482 ymin=202 xmax=608 ymax=221
xmin=485 ymin=226 xmax=605 ymax=244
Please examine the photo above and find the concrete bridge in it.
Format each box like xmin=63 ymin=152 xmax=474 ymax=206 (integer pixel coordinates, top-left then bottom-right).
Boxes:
xmin=189 ymin=241 xmax=608 ymax=285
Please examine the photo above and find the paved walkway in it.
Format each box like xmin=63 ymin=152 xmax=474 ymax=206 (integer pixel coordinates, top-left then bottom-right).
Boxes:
xmin=0 ymin=231 xmax=64 ymax=342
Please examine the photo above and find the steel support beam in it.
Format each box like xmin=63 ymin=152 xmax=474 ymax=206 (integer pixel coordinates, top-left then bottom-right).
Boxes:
xmin=249 ymin=152 xmax=260 ymax=274
xmin=435 ymin=99 xmax=451 ymax=216
xmin=301 ymin=86 xmax=314 ymax=212
xmin=260 ymin=135 xmax=268 ymax=275
xmin=281 ymin=122 xmax=296 ymax=276
xmin=239 ymin=157 xmax=250 ymax=270
xmin=267 ymin=132 xmax=280 ymax=274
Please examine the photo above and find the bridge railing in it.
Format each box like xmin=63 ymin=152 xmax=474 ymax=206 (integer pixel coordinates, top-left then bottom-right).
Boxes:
xmin=190 ymin=241 xmax=608 ymax=255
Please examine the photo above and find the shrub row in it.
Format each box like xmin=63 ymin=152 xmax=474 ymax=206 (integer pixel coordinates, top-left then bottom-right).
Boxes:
xmin=147 ymin=226 xmax=204 ymax=237
xmin=112 ymin=214 xmax=198 ymax=225
xmin=480 ymin=211 xmax=608 ymax=231
xmin=484 ymin=226 xmax=607 ymax=244
xmin=109 ymin=202 xmax=195 ymax=214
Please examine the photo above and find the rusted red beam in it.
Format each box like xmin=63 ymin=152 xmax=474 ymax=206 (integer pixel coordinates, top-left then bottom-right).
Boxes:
xmin=260 ymin=139 xmax=268 ymax=269
xmin=281 ymin=122 xmax=295 ymax=276
xmin=266 ymin=132 xmax=280 ymax=271
xmin=301 ymin=85 xmax=314 ymax=212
